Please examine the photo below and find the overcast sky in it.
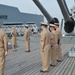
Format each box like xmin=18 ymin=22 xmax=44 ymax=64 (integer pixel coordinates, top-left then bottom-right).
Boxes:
xmin=0 ymin=0 xmax=74 ymax=22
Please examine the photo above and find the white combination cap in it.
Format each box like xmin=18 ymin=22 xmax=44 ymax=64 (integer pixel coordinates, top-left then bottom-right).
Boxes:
xmin=41 ymin=22 xmax=48 ymax=26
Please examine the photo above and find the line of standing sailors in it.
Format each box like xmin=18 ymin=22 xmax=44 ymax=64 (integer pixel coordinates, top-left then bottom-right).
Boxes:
xmin=40 ymin=22 xmax=62 ymax=72
xmin=0 ymin=21 xmax=62 ymax=75
xmin=10 ymin=22 xmax=62 ymax=72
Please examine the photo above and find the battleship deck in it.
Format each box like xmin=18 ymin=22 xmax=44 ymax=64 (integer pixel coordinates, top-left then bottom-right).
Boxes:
xmin=4 ymin=35 xmax=75 ymax=75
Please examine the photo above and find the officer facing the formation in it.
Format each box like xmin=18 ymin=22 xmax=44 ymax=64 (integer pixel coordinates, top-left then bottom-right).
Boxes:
xmin=40 ymin=22 xmax=51 ymax=72
xmin=49 ymin=24 xmax=58 ymax=66
xmin=0 ymin=23 xmax=8 ymax=75
xmin=25 ymin=25 xmax=30 ymax=52
xmin=11 ymin=27 xmax=17 ymax=51
xmin=54 ymin=23 xmax=62 ymax=61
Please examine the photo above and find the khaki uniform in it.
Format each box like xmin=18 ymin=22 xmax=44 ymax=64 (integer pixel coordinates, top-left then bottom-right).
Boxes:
xmin=50 ymin=30 xmax=58 ymax=65
xmin=40 ymin=30 xmax=51 ymax=71
xmin=25 ymin=29 xmax=30 ymax=51
xmin=56 ymin=28 xmax=62 ymax=60
xmin=11 ymin=31 xmax=17 ymax=46
xmin=0 ymin=29 xmax=8 ymax=75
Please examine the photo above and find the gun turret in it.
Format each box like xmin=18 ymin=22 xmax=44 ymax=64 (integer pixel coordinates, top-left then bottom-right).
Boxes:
xmin=33 ymin=0 xmax=58 ymax=24
xmin=63 ymin=0 xmax=71 ymax=16
xmin=57 ymin=0 xmax=74 ymax=33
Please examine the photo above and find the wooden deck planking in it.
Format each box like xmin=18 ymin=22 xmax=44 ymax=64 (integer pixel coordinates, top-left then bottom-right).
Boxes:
xmin=64 ymin=58 xmax=75 ymax=75
xmin=71 ymin=59 xmax=75 ymax=75
xmin=58 ymin=58 xmax=73 ymax=75
xmin=4 ymin=36 xmax=74 ymax=75
xmin=48 ymin=55 xmax=68 ymax=75
xmin=27 ymin=44 xmax=71 ymax=75
xmin=5 ymin=52 xmax=40 ymax=75
xmin=5 ymin=41 xmax=41 ymax=75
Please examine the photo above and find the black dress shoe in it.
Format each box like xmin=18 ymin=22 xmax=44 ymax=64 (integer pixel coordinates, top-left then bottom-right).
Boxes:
xmin=25 ymin=51 xmax=30 ymax=52
xmin=40 ymin=70 xmax=48 ymax=72
xmin=57 ymin=60 xmax=62 ymax=62
xmin=28 ymin=50 xmax=30 ymax=52
xmin=50 ymin=64 xmax=56 ymax=66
